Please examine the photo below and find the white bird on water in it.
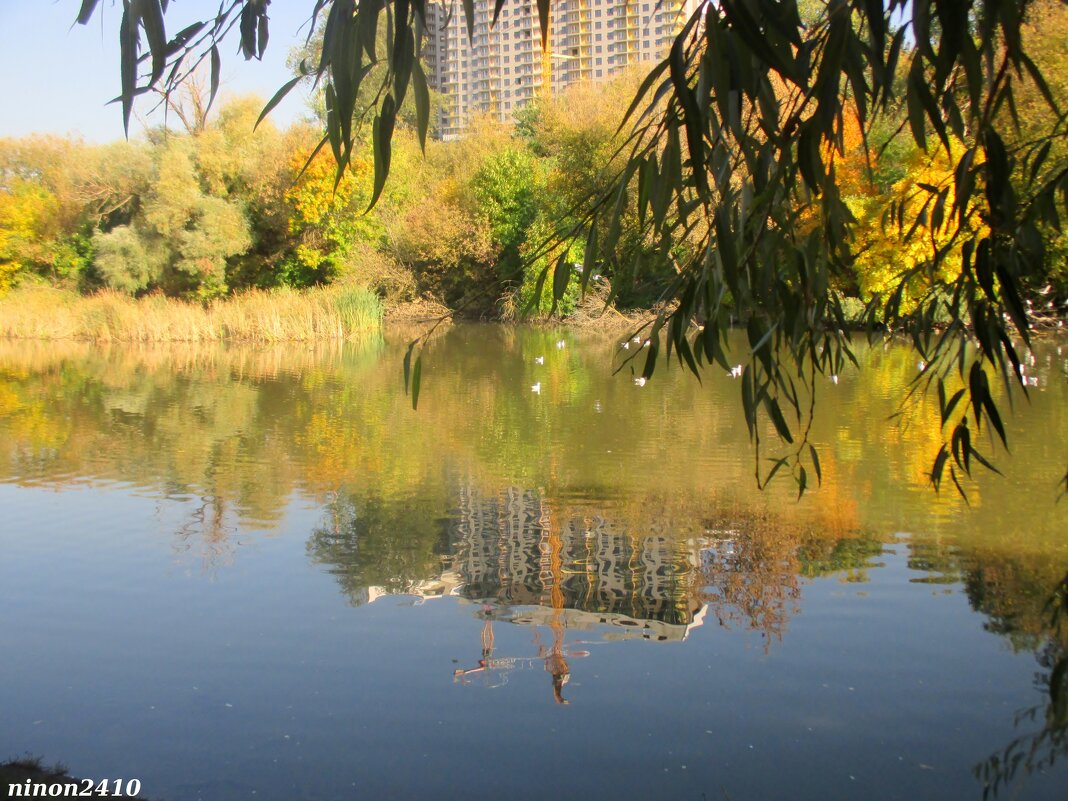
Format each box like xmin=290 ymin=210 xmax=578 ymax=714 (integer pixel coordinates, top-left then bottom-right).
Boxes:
xmin=633 ymin=336 xmax=642 ymax=344
xmin=531 ymin=382 xmax=541 ymax=394
xmin=556 ymin=340 xmax=566 ymax=349
xmin=729 ymin=365 xmax=743 ymax=378
xmin=634 ymin=377 xmax=647 ymax=387
xmin=830 ymin=374 xmax=839 ymax=384
xmin=534 ymin=356 xmax=545 ymax=365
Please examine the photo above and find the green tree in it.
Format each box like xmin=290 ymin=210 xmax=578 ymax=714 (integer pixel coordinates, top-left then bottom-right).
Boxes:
xmin=92 ymin=224 xmax=163 ymax=293
xmin=97 ymin=139 xmax=252 ymax=298
xmin=468 ymin=147 xmax=542 ymax=277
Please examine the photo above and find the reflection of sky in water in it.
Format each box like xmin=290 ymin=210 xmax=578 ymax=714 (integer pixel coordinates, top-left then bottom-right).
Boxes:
xmin=0 ymin=329 xmax=1066 ymax=800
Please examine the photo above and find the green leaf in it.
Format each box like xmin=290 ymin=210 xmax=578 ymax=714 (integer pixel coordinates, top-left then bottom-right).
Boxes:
xmin=207 ymin=44 xmax=221 ymax=121
xmin=949 ymin=465 xmax=969 ymax=503
xmin=677 ymin=334 xmax=701 ymax=380
xmin=462 ymin=0 xmax=475 ymax=43
xmin=164 ymin=21 xmax=206 ymax=57
xmin=119 ymin=3 xmax=139 ymax=136
xmin=764 ymin=457 xmax=789 ymax=487
xmin=551 ymin=253 xmax=571 ymax=311
xmin=524 ymin=265 xmax=550 ymax=316
xmin=742 ymin=372 xmax=756 ymax=439
xmin=412 ymin=58 xmax=431 ymax=152
xmin=393 ymin=26 xmax=414 ymax=109
xmin=76 ymin=0 xmax=101 ymax=25
xmin=930 ymin=444 xmax=949 ymax=490
xmin=367 ymin=94 xmax=397 ymax=211
xmin=139 ymin=0 xmax=167 ymax=84
xmin=941 ymin=388 xmax=965 ymax=428
xmin=256 ymin=75 xmax=304 ymax=130
xmin=616 ymin=58 xmax=670 ymax=135
xmin=580 ymin=222 xmax=598 ymax=297
xmin=1019 ymin=51 xmax=1060 ymax=117
xmin=240 ymin=0 xmax=258 ymax=60
xmin=906 ymin=62 xmax=927 ymax=151
xmin=491 ymin=0 xmax=507 ymax=27
xmin=641 ymin=340 xmax=659 ymax=380
xmin=536 ymin=0 xmax=550 ymax=49
xmin=763 ymin=395 xmax=795 ymax=444
xmin=809 ymin=444 xmax=822 ymax=486
xmin=258 ymin=8 xmax=270 ymax=58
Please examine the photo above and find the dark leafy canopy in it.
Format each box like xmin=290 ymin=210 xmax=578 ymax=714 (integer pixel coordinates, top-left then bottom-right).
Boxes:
xmin=79 ymin=0 xmax=1068 ymax=496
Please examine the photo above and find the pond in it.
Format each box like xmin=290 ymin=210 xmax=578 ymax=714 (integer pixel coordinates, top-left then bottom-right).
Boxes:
xmin=0 ymin=326 xmax=1066 ymax=801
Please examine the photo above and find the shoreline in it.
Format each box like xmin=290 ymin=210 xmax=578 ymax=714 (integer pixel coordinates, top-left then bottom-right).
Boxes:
xmin=1 ymin=285 xmax=1064 ymax=344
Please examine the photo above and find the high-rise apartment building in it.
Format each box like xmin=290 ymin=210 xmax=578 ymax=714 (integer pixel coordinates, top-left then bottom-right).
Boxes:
xmin=424 ymin=0 xmax=704 ymax=140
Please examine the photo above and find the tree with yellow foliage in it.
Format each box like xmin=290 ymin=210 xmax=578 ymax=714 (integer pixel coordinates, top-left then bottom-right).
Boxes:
xmin=0 ymin=179 xmax=60 ymax=291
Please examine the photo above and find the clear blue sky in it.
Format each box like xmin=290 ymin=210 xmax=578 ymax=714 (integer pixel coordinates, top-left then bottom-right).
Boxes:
xmin=0 ymin=1 xmax=317 ymax=142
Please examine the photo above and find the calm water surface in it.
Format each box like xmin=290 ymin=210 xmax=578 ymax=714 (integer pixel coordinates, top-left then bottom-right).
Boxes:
xmin=1 ymin=326 xmax=1066 ymax=801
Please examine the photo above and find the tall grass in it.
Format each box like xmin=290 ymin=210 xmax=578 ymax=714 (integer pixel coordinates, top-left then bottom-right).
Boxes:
xmin=0 ymin=285 xmax=383 ymax=342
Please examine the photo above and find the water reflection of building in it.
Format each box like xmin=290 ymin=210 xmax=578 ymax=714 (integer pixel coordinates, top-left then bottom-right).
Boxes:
xmin=326 ymin=484 xmax=712 ymax=639
xmin=308 ymin=483 xmax=807 ymax=644
xmin=444 ymin=485 xmax=710 ymax=641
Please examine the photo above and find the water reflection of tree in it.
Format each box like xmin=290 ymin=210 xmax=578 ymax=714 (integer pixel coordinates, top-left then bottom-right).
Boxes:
xmin=974 ymin=569 xmax=1068 ymax=799
xmin=306 ymin=490 xmax=451 ymax=602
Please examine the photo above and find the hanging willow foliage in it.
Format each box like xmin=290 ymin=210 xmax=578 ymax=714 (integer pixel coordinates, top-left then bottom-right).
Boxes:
xmin=77 ymin=0 xmax=1068 ymax=497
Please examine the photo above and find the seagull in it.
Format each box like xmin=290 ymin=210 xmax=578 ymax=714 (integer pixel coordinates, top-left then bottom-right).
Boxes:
xmin=830 ymin=374 xmax=839 ymax=384
xmin=729 ymin=365 xmax=743 ymax=378
xmin=531 ymin=382 xmax=541 ymax=394
xmin=918 ymin=360 xmax=926 ymax=371
xmin=534 ymin=356 xmax=545 ymax=364
xmin=556 ymin=340 xmax=566 ymax=349
xmin=643 ymin=340 xmax=651 ymax=348
xmin=633 ymin=336 xmax=642 ymax=344
xmin=634 ymin=377 xmax=647 ymax=387
xmin=621 ymin=341 xmax=630 ymax=350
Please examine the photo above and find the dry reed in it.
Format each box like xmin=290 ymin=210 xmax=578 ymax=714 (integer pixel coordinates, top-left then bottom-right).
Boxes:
xmin=0 ymin=285 xmax=383 ymax=342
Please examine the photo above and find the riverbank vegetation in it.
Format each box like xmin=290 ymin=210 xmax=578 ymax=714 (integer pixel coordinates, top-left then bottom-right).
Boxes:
xmin=5 ymin=1 xmax=1065 ymax=339
xmin=0 ymin=284 xmax=381 ymax=342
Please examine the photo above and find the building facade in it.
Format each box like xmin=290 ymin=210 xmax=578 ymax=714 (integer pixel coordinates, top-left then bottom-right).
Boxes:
xmin=424 ymin=0 xmax=704 ymax=139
